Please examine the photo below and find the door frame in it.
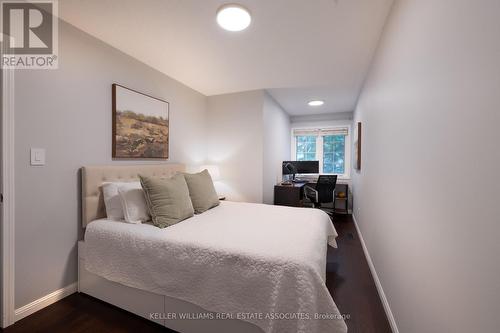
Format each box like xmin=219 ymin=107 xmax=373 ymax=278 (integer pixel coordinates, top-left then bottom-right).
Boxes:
xmin=1 ymin=36 xmax=16 ymax=328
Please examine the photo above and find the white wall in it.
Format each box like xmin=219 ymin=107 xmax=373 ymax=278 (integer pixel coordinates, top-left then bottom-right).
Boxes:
xmin=207 ymin=91 xmax=291 ymax=204
xmin=14 ymin=21 xmax=207 ymax=308
xmin=352 ymin=1 xmax=500 ymax=332
xmin=0 ymin=55 xmax=4 ymax=324
xmin=206 ymin=91 xmax=264 ymax=203
xmin=262 ymin=93 xmax=291 ymax=204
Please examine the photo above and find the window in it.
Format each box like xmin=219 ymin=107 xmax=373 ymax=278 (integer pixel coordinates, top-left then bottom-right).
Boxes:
xmin=323 ymin=135 xmax=345 ymax=174
xmin=295 ymin=136 xmax=316 ymax=161
xmin=292 ymin=127 xmax=350 ymax=178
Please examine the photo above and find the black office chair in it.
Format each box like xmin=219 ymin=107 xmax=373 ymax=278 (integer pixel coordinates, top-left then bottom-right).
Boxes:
xmin=304 ymin=175 xmax=337 ymax=216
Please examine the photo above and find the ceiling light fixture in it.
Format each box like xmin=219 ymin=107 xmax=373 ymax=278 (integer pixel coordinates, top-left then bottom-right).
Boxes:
xmin=308 ymin=100 xmax=325 ymax=106
xmin=216 ymin=4 xmax=252 ymax=32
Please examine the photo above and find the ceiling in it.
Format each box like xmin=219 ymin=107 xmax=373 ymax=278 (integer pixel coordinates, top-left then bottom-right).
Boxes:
xmin=59 ymin=0 xmax=393 ymax=115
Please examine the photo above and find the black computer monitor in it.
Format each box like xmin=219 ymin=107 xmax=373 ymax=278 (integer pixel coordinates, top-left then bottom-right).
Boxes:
xmin=282 ymin=161 xmax=319 ymax=175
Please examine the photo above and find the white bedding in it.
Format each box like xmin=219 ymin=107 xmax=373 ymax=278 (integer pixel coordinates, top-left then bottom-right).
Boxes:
xmin=84 ymin=201 xmax=347 ymax=333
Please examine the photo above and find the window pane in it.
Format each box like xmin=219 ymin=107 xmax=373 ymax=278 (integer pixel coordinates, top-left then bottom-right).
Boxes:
xmin=323 ymin=153 xmax=334 ymax=173
xmin=305 ymin=153 xmax=316 ymax=160
xmin=323 ymin=135 xmax=345 ymax=174
xmin=296 ymin=136 xmax=316 ymax=161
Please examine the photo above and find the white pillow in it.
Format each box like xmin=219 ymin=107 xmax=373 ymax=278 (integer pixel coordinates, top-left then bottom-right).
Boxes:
xmin=118 ymin=182 xmax=150 ymax=224
xmin=102 ymin=182 xmax=129 ymax=220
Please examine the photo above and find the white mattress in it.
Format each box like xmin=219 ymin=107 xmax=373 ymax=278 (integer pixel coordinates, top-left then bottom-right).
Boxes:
xmin=83 ymin=201 xmax=347 ymax=333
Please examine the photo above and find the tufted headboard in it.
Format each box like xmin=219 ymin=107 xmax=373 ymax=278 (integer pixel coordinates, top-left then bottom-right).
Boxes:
xmin=81 ymin=164 xmax=185 ymax=227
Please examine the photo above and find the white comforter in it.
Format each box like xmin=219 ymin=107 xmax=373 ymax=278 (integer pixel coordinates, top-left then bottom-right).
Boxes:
xmin=84 ymin=201 xmax=347 ymax=333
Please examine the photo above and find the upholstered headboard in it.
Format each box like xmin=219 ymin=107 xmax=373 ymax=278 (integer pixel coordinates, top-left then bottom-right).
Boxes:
xmin=81 ymin=164 xmax=185 ymax=227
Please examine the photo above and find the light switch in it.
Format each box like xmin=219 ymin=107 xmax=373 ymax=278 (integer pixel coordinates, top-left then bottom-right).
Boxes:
xmin=30 ymin=148 xmax=45 ymax=166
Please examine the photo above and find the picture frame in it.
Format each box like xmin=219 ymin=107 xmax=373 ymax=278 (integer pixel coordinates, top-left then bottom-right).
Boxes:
xmin=354 ymin=122 xmax=362 ymax=170
xmin=112 ymin=84 xmax=169 ymax=159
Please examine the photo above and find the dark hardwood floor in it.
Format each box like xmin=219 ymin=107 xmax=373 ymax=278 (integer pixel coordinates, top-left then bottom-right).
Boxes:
xmin=3 ymin=214 xmax=391 ymax=333
xmin=327 ymin=214 xmax=392 ymax=333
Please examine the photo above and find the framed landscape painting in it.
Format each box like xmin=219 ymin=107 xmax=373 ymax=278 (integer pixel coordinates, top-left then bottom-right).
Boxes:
xmin=112 ymin=84 xmax=169 ymax=159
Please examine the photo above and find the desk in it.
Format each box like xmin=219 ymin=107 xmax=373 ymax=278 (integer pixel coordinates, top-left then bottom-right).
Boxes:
xmin=273 ymin=183 xmax=306 ymax=207
xmin=274 ymin=182 xmax=349 ymax=213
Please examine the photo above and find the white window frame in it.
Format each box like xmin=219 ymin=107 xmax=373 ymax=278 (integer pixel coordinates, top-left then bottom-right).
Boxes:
xmin=291 ymin=126 xmax=351 ymax=180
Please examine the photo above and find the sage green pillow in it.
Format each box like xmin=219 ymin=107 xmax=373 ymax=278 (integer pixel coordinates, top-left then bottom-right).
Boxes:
xmin=183 ymin=169 xmax=220 ymax=214
xmin=139 ymin=174 xmax=194 ymax=228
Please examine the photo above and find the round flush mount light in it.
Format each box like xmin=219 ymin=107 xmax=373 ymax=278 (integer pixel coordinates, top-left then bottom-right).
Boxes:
xmin=216 ymin=4 xmax=252 ymax=32
xmin=308 ymin=100 xmax=325 ymax=107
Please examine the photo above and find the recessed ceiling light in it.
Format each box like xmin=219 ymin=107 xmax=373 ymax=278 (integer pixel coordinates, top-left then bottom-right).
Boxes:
xmin=308 ymin=100 xmax=325 ymax=106
xmin=216 ymin=4 xmax=252 ymax=32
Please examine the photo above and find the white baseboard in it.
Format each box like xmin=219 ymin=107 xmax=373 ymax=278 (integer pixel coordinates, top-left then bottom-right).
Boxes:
xmin=352 ymin=214 xmax=399 ymax=333
xmin=14 ymin=283 xmax=77 ymax=322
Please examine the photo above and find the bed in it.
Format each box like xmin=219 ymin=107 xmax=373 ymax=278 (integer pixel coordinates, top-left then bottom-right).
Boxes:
xmin=78 ymin=164 xmax=347 ymax=333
